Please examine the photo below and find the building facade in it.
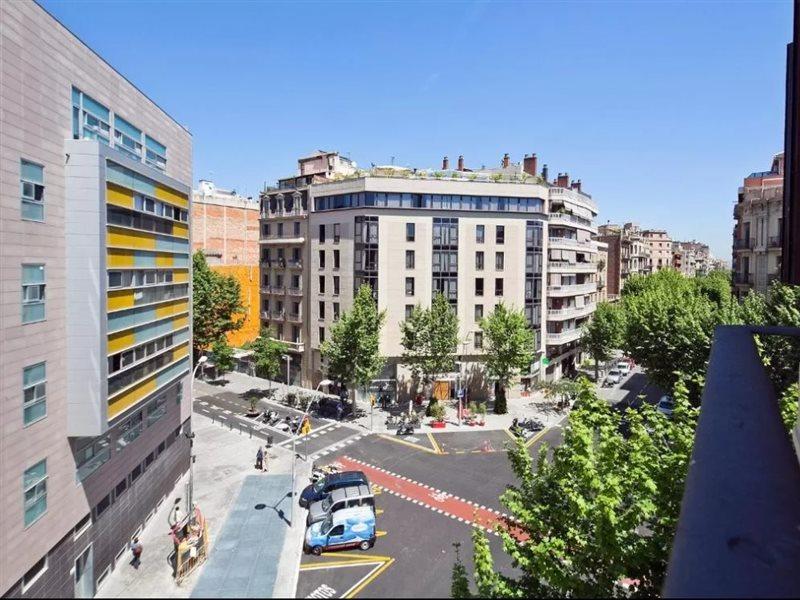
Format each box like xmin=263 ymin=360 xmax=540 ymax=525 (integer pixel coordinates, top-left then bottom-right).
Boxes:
xmin=192 ymin=180 xmax=260 ymax=346
xmin=643 ymin=229 xmax=673 ymax=271
xmin=596 ymin=222 xmax=651 ymax=295
xmin=732 ymin=152 xmax=785 ymax=297
xmin=260 ymin=152 xmax=600 ymax=394
xmin=1 ymin=2 xmax=192 ymax=596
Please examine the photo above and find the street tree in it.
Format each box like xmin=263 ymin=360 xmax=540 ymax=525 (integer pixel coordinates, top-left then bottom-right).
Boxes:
xmin=464 ymin=379 xmax=699 ymax=597
xmin=480 ymin=303 xmax=535 ymax=414
xmin=192 ymin=251 xmax=245 ymax=358
xmin=581 ymin=301 xmax=625 ymax=382
xmin=211 ymin=338 xmax=235 ymax=377
xmin=250 ymin=328 xmax=288 ymax=382
xmin=400 ymin=292 xmax=460 ymax=393
xmin=321 ymin=284 xmax=387 ymax=402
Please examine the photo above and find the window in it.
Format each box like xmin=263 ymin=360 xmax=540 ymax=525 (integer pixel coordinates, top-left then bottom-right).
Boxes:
xmin=73 ymin=514 xmax=91 ymax=540
xmin=294 ymin=221 xmax=301 ymax=236
xmin=495 ymin=278 xmax=504 ymax=296
xmin=405 ymin=304 xmax=414 ymax=320
xmin=21 ymin=556 xmax=48 ymax=592
xmin=329 ymin=524 xmax=345 ymax=537
xmin=22 ymin=264 xmax=46 ymax=323
xmin=23 ymin=460 xmax=47 ymax=527
xmin=76 ymin=436 xmax=111 ymax=482
xmin=475 ymin=251 xmax=484 ymax=270
xmin=496 ymin=252 xmax=505 ymax=270
xmin=145 ymin=135 xmax=167 ymax=171
xmin=23 ymin=362 xmax=47 ymax=425
xmin=319 ymin=224 xmax=326 ymax=243
xmin=406 ymin=222 xmax=415 ymax=242
xmin=333 ymin=303 xmax=340 ymax=320
xmin=94 ymin=493 xmax=112 ymax=519
xmin=496 ymin=225 xmax=505 ymax=244
xmin=319 ymin=276 xmax=326 ymax=294
xmin=130 ymin=463 xmax=142 ymax=483
xmin=21 ymin=160 xmax=45 ymax=221
xmin=147 ymin=395 xmax=167 ymax=425
xmin=319 ymin=301 xmax=326 ymax=319
xmin=333 ymin=223 xmax=341 ymax=243
xmin=405 ymin=277 xmax=415 ymax=296
xmin=476 ymin=225 xmax=485 ymax=243
xmin=406 ymin=250 xmax=415 ymax=269
xmin=319 ymin=250 xmax=326 ymax=269
xmin=115 ymin=479 xmax=128 ymax=499
xmin=277 ymin=223 xmax=284 ymax=237
xmin=474 ymin=305 xmax=483 ymax=323
xmin=333 ymin=250 xmax=340 ymax=269
xmin=475 ymin=278 xmax=484 ymax=297
xmin=263 ymin=223 xmax=270 ymax=237
xmin=333 ymin=276 xmax=340 ymax=296
xmin=113 ymin=115 xmax=143 ymax=160
xmin=319 ymin=327 xmax=325 ymax=343
xmin=474 ymin=332 xmax=484 ymax=349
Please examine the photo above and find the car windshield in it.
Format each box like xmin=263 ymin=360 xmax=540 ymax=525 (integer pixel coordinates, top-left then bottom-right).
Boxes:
xmin=313 ymin=479 xmax=326 ymax=493
xmin=609 ymin=370 xmax=620 ymax=376
xmin=321 ymin=496 xmax=332 ymax=511
xmin=322 ymin=515 xmax=332 ymax=533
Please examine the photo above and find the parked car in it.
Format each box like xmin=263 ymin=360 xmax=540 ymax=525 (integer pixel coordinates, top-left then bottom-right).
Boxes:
xmin=304 ymin=505 xmax=376 ymax=555
xmin=299 ymin=471 xmax=369 ymax=508
xmin=307 ymin=483 xmax=375 ymax=525
xmin=656 ymin=395 xmax=675 ymax=417
xmin=604 ymin=369 xmax=622 ymax=386
xmin=317 ymin=395 xmax=350 ymax=420
xmin=617 ymin=362 xmax=631 ymax=376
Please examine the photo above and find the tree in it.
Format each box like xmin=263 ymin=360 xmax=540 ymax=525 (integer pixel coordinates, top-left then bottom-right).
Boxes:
xmin=211 ymin=338 xmax=235 ymax=377
xmin=192 ymin=251 xmax=246 ymax=358
xmin=451 ymin=543 xmax=472 ymax=599
xmin=250 ymin=328 xmax=287 ymax=382
xmin=321 ymin=284 xmax=387 ymax=401
xmin=480 ymin=303 xmax=535 ymax=414
xmin=467 ymin=379 xmax=699 ymax=597
xmin=400 ymin=292 xmax=460 ymax=392
xmin=581 ymin=302 xmax=625 ymax=381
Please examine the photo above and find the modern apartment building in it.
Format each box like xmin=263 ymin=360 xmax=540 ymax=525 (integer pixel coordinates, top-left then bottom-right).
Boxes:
xmin=732 ymin=152 xmax=785 ymax=297
xmin=643 ymin=229 xmax=673 ymax=271
xmin=0 ymin=2 xmax=192 ymax=596
xmin=596 ymin=222 xmax=652 ymax=295
xmin=192 ymin=180 xmax=260 ymax=346
xmin=260 ymin=152 xmax=600 ymax=394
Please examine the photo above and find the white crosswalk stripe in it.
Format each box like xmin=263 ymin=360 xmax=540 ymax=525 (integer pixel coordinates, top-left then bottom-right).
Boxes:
xmin=307 ymin=584 xmax=337 ymax=598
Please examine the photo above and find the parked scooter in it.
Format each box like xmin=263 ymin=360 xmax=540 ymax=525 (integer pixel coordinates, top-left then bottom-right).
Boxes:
xmin=396 ymin=420 xmax=415 ymax=436
xmin=310 ymin=464 xmax=340 ymax=484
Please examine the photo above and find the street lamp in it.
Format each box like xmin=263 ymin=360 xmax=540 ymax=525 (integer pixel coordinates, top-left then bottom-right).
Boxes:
xmin=187 ymin=355 xmax=208 ymax=515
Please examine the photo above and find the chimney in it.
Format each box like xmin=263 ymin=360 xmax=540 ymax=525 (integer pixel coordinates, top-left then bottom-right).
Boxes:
xmin=541 ymin=164 xmax=549 ymax=181
xmin=502 ymin=153 xmax=510 ymax=168
xmin=523 ymin=153 xmax=538 ymax=177
xmin=571 ymin=179 xmax=582 ymax=192
xmin=457 ymin=155 xmax=464 ymax=171
xmin=557 ymin=172 xmax=569 ymax=188
xmin=442 ymin=156 xmax=449 ymax=170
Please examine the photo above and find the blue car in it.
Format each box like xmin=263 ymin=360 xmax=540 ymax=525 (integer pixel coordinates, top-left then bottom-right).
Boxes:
xmin=304 ymin=505 xmax=376 ymax=555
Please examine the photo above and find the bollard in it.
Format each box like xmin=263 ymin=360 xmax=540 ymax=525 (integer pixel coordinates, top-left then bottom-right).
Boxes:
xmin=249 ymin=426 xmax=252 ymax=439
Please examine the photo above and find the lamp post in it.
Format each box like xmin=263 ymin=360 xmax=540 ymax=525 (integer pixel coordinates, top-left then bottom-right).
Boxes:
xmin=459 ymin=337 xmax=471 ymax=427
xmin=187 ymin=355 xmax=208 ymax=516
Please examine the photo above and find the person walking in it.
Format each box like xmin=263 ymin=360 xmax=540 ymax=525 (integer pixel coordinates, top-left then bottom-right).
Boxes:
xmin=262 ymin=447 xmax=269 ymax=473
xmin=130 ymin=537 xmax=143 ymax=569
xmin=256 ymin=446 xmax=263 ymax=471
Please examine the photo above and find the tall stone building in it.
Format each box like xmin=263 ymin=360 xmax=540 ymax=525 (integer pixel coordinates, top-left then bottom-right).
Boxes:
xmin=642 ymin=229 xmax=673 ymax=271
xmin=0 ymin=2 xmax=192 ymax=596
xmin=595 ymin=222 xmax=651 ymax=297
xmin=732 ymin=152 xmax=784 ymax=297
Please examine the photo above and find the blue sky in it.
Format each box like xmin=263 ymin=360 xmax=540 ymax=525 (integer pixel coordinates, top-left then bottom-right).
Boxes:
xmin=42 ymin=0 xmax=791 ymax=258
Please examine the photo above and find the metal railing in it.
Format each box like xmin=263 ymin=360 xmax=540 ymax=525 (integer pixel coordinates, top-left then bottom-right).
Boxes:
xmin=733 ymin=238 xmax=755 ymax=250
xmin=548 ymin=261 xmax=597 ymax=273
xmin=768 ymin=235 xmax=782 ymax=248
xmin=547 ymin=303 xmax=596 ymax=320
xmin=733 ymin=272 xmax=754 ymax=285
xmin=548 ymin=237 xmax=595 ymax=249
xmin=546 ymin=329 xmax=583 ymax=345
xmin=287 ymin=259 xmax=303 ymax=268
xmin=287 ymin=287 xmax=303 ymax=295
xmin=548 ymin=213 xmax=597 ymax=232
xmin=664 ymin=325 xmax=800 ymax=598
xmin=547 ymin=282 xmax=596 ymax=296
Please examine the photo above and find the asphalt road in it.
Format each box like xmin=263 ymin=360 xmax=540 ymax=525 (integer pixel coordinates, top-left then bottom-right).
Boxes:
xmin=596 ymin=367 xmax=665 ymax=409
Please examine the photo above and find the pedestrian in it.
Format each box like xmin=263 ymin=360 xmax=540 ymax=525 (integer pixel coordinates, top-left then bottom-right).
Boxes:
xmin=262 ymin=447 xmax=269 ymax=473
xmin=256 ymin=446 xmax=263 ymax=471
xmin=130 ymin=537 xmax=143 ymax=569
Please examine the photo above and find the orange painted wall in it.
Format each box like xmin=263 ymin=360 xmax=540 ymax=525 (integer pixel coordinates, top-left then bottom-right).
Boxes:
xmin=212 ymin=264 xmax=260 ymax=347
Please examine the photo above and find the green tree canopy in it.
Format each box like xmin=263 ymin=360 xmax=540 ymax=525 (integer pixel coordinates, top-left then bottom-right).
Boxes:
xmin=464 ymin=378 xmax=698 ymax=597
xmin=321 ymin=284 xmax=387 ymax=394
xmin=480 ymin=303 xmax=535 ymax=414
xmin=250 ymin=328 xmax=288 ymax=381
xmin=192 ymin=251 xmax=245 ymax=357
xmin=211 ymin=338 xmax=235 ymax=376
xmin=400 ymin=292 xmax=460 ymax=387
xmin=581 ymin=301 xmax=625 ymax=381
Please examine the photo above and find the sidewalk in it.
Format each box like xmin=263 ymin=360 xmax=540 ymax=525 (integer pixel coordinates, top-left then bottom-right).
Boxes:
xmin=97 ymin=411 xmax=310 ymax=598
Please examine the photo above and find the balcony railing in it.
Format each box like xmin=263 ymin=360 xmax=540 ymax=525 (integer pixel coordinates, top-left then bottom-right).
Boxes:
xmin=287 ymin=259 xmax=303 ymax=269
xmin=287 ymin=312 xmax=301 ymax=322
xmin=733 ymin=238 xmax=755 ymax=250
xmin=547 ymin=282 xmax=596 ymax=296
xmin=547 ymin=302 xmax=597 ymax=320
xmin=733 ymin=272 xmax=754 ymax=285
xmin=546 ymin=328 xmax=583 ymax=345
xmin=548 ymin=213 xmax=598 ymax=233
xmin=664 ymin=326 xmax=800 ymax=598
xmin=271 ymin=310 xmax=285 ymax=320
xmin=548 ymin=261 xmax=597 ymax=273
xmin=548 ymin=236 xmax=595 ymax=250
xmin=768 ymin=235 xmax=782 ymax=248
xmin=287 ymin=287 xmax=303 ymax=296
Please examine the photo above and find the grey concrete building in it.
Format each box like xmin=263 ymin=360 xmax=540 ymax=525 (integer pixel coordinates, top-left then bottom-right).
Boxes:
xmin=1 ymin=2 xmax=192 ymax=596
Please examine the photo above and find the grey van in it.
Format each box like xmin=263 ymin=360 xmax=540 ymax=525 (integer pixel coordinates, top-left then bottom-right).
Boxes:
xmin=307 ymin=484 xmax=375 ymax=525
xmin=299 ymin=470 xmax=369 ymax=508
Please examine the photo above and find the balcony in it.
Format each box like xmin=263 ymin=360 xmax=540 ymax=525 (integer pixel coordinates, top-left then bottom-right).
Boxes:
xmin=271 ymin=310 xmax=285 ymax=320
xmin=547 ymin=302 xmax=597 ymax=321
xmin=546 ymin=328 xmax=583 ymax=345
xmin=287 ymin=312 xmax=302 ymax=322
xmin=280 ymin=339 xmax=305 ymax=353
xmin=733 ymin=238 xmax=755 ymax=250
xmin=548 ymin=237 xmax=595 ymax=251
xmin=548 ymin=213 xmax=598 ymax=234
xmin=287 ymin=259 xmax=303 ymax=269
xmin=259 ymin=235 xmax=306 ymax=245
xmin=733 ymin=272 xmax=754 ymax=285
xmin=547 ymin=282 xmax=597 ymax=297
xmin=768 ymin=235 xmax=782 ymax=248
xmin=548 ymin=186 xmax=598 ymax=213
xmin=664 ymin=326 xmax=800 ymax=598
xmin=287 ymin=286 xmax=303 ymax=296
xmin=548 ymin=261 xmax=596 ymax=274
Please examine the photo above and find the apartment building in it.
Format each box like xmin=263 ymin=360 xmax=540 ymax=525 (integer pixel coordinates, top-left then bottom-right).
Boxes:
xmin=192 ymin=180 xmax=260 ymax=345
xmin=260 ymin=152 xmax=600 ymax=394
xmin=595 ymin=240 xmax=610 ymax=302
xmin=673 ymin=240 xmax=713 ymax=277
xmin=596 ymin=222 xmax=651 ymax=295
xmin=643 ymin=229 xmax=673 ymax=271
xmin=732 ymin=152 xmax=784 ymax=297
xmin=1 ymin=2 xmax=192 ymax=596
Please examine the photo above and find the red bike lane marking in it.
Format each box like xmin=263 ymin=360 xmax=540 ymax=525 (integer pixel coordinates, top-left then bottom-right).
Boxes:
xmin=338 ymin=456 xmax=528 ymax=542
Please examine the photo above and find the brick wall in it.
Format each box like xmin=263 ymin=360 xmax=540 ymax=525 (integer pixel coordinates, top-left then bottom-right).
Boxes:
xmin=192 ymin=201 xmax=260 ymax=265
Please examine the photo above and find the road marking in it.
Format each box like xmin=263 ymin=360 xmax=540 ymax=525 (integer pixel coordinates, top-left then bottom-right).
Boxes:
xmin=427 ymin=433 xmax=444 ymax=455
xmin=377 ymin=434 xmax=439 ymax=454
xmin=342 ymin=558 xmax=395 ymax=599
xmin=525 ymin=427 xmax=550 ymax=448
xmin=307 ymin=584 xmax=337 ymax=598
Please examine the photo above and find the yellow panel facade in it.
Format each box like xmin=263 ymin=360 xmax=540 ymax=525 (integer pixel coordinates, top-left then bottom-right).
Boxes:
xmin=106 ymin=183 xmax=134 ymax=209
xmin=212 ymin=265 xmax=260 ymax=347
xmin=173 ymin=343 xmax=190 ymax=360
xmin=156 ymin=253 xmax=174 ymax=267
xmin=155 ymin=298 xmax=190 ymax=319
xmin=108 ymin=377 xmax=157 ymax=421
xmin=107 ymin=248 xmax=135 ymax=267
xmin=107 ymin=330 xmax=136 ymax=354
xmin=155 ymin=184 xmax=189 ymax=208
xmin=173 ymin=314 xmax=189 ymax=329
xmin=172 ymin=222 xmax=189 ymax=238
xmin=107 ymin=289 xmax=134 ymax=311
xmin=173 ymin=269 xmax=189 ymax=283
xmin=107 ymin=227 xmax=157 ymax=250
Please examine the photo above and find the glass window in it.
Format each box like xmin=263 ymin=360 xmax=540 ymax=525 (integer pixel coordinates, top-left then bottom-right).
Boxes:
xmin=147 ymin=396 xmax=167 ymax=426
xmin=22 ymin=264 xmax=46 ymax=323
xmin=76 ymin=436 xmax=111 ymax=482
xmin=474 ymin=305 xmax=483 ymax=323
xmin=144 ymin=135 xmax=167 ymax=171
xmin=23 ymin=460 xmax=47 ymax=526
xmin=406 ymin=223 xmax=415 ymax=242
xmin=319 ymin=301 xmax=326 ymax=319
xmin=319 ymin=250 xmax=325 ymax=269
xmin=333 ymin=223 xmax=341 ymax=243
xmin=23 ymin=362 xmax=47 ymax=425
xmin=277 ymin=223 xmax=284 ymax=237
xmin=294 ymin=221 xmax=301 ymax=236
xmin=118 ymin=411 xmax=144 ymax=450
xmin=319 ymin=224 xmax=326 ymax=243
xmin=496 ymin=225 xmax=505 ymax=244
xmin=474 ymin=332 xmax=484 ymax=349
xmin=21 ymin=160 xmax=45 ymax=221
xmin=405 ymin=277 xmax=415 ymax=296
xmin=405 ymin=304 xmax=414 ymax=320
xmin=475 ymin=251 xmax=484 ymax=270
xmin=334 ymin=250 xmax=340 ymax=269
xmin=406 ymin=250 xmax=415 ymax=269
xmin=333 ymin=276 xmax=340 ymax=296
xmin=333 ymin=303 xmax=340 ymax=320
xmin=475 ymin=278 xmax=484 ymax=297
xmin=496 ymin=252 xmax=505 ymax=270
xmin=319 ymin=276 xmax=326 ymax=294
xmin=319 ymin=327 xmax=325 ymax=343
xmin=495 ymin=278 xmax=504 ymax=296
xmin=476 ymin=225 xmax=485 ymax=244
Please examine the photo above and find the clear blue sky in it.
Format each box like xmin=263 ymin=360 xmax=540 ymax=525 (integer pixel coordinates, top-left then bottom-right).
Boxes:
xmin=41 ymin=0 xmax=791 ymax=259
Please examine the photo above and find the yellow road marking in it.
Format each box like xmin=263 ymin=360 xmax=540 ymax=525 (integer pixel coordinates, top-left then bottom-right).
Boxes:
xmin=375 ymin=508 xmax=384 ymax=515
xmin=318 ymin=552 xmax=393 ymax=561
xmin=427 ymin=432 xmax=445 ymax=455
xmin=378 ymin=434 xmax=439 ymax=454
xmin=343 ymin=557 xmax=395 ymax=598
xmin=300 ymin=560 xmax=381 ymax=570
xmin=376 ymin=530 xmax=387 ymax=538
xmin=503 ymin=428 xmax=517 ymax=442
xmin=525 ymin=427 xmax=550 ymax=448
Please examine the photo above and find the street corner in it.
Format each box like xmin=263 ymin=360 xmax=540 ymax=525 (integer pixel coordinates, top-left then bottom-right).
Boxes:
xmin=429 ymin=429 xmax=517 ymax=455
xmin=375 ymin=431 xmax=441 ymax=455
xmin=298 ymin=552 xmax=395 ymax=599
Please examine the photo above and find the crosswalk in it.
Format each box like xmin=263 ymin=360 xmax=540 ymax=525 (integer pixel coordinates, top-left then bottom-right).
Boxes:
xmin=307 ymin=584 xmax=337 ymax=598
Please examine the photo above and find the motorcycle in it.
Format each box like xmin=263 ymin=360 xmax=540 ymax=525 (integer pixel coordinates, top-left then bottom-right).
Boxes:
xmin=310 ymin=464 xmax=340 ymax=484
xmin=396 ymin=421 xmax=415 ymax=436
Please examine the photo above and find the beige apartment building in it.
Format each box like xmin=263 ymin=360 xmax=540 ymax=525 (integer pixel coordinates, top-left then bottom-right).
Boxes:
xmin=1 ymin=2 xmax=192 ymax=596
xmin=260 ymin=152 xmax=600 ymax=396
xmin=643 ymin=229 xmax=672 ymax=271
xmin=596 ymin=222 xmax=651 ymax=296
xmin=732 ymin=152 xmax=784 ymax=297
